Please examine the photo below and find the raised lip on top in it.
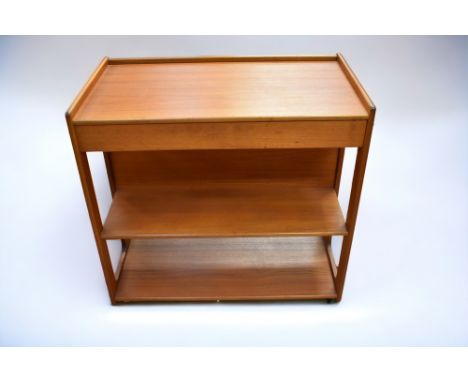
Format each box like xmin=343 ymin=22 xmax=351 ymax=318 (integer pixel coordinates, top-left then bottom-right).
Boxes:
xmin=66 ymin=54 xmax=375 ymax=125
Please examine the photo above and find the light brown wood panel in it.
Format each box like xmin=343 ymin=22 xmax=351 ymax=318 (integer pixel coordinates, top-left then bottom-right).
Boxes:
xmin=115 ymin=237 xmax=337 ymax=302
xmin=75 ymin=120 xmax=366 ymax=152
xmin=110 ymin=149 xmax=339 ymax=189
xmin=101 ymin=182 xmax=347 ymax=239
xmin=73 ymin=60 xmax=368 ymax=124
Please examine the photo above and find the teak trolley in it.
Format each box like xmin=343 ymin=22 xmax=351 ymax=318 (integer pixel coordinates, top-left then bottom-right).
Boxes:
xmin=66 ymin=54 xmax=375 ymax=304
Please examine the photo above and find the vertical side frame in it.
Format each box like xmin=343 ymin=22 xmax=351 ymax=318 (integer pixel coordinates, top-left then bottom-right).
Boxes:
xmin=335 ymin=53 xmax=376 ymax=301
xmin=334 ymin=149 xmax=345 ymax=195
xmin=67 ymin=117 xmax=117 ymax=302
xmin=66 ymin=57 xmax=117 ymax=303
xmin=335 ymin=109 xmax=375 ymax=301
xmin=104 ymin=152 xmax=130 ymax=279
xmin=323 ymin=147 xmax=345 ymax=288
xmin=103 ymin=153 xmax=117 ymax=195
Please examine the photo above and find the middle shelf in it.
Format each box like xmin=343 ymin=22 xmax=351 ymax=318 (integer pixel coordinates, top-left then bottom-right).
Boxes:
xmin=101 ymin=181 xmax=347 ymax=239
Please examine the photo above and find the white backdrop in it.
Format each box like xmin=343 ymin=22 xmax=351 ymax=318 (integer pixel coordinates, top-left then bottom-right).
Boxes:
xmin=0 ymin=36 xmax=467 ymax=346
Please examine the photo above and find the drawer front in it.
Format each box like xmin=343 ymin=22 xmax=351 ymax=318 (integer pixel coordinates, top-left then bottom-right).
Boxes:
xmin=75 ymin=120 xmax=367 ymax=152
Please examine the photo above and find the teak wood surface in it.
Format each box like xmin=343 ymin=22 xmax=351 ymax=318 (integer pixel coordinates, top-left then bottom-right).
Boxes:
xmin=73 ymin=59 xmax=368 ymax=124
xmin=115 ymin=237 xmax=337 ymax=302
xmin=102 ymin=184 xmax=347 ymax=239
xmin=66 ymin=54 xmax=375 ymax=304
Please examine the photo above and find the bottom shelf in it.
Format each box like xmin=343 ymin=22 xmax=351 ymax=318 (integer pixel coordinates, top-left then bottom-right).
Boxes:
xmin=115 ymin=236 xmax=337 ymax=302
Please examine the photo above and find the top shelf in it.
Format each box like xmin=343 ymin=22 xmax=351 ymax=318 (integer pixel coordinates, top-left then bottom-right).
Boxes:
xmin=69 ymin=55 xmax=373 ymax=125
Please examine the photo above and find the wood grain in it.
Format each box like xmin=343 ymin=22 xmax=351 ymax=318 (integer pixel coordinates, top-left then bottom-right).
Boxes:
xmin=115 ymin=237 xmax=337 ymax=302
xmin=110 ymin=149 xmax=339 ymax=189
xmin=72 ymin=60 xmax=369 ymax=124
xmin=101 ymin=182 xmax=347 ymax=239
xmin=75 ymin=120 xmax=366 ymax=152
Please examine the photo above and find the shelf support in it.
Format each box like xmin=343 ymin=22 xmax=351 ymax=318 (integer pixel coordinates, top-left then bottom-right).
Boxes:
xmin=67 ymin=115 xmax=117 ymax=302
xmin=334 ymin=148 xmax=345 ymax=195
xmin=103 ymin=152 xmax=130 ymax=273
xmin=324 ymin=148 xmax=345 ymax=248
xmin=335 ymin=108 xmax=375 ymax=301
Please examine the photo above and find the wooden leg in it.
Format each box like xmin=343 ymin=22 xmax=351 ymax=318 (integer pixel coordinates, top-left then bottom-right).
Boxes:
xmin=335 ymin=110 xmax=375 ymax=301
xmin=335 ymin=148 xmax=365 ymax=300
xmin=75 ymin=152 xmax=117 ymax=301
